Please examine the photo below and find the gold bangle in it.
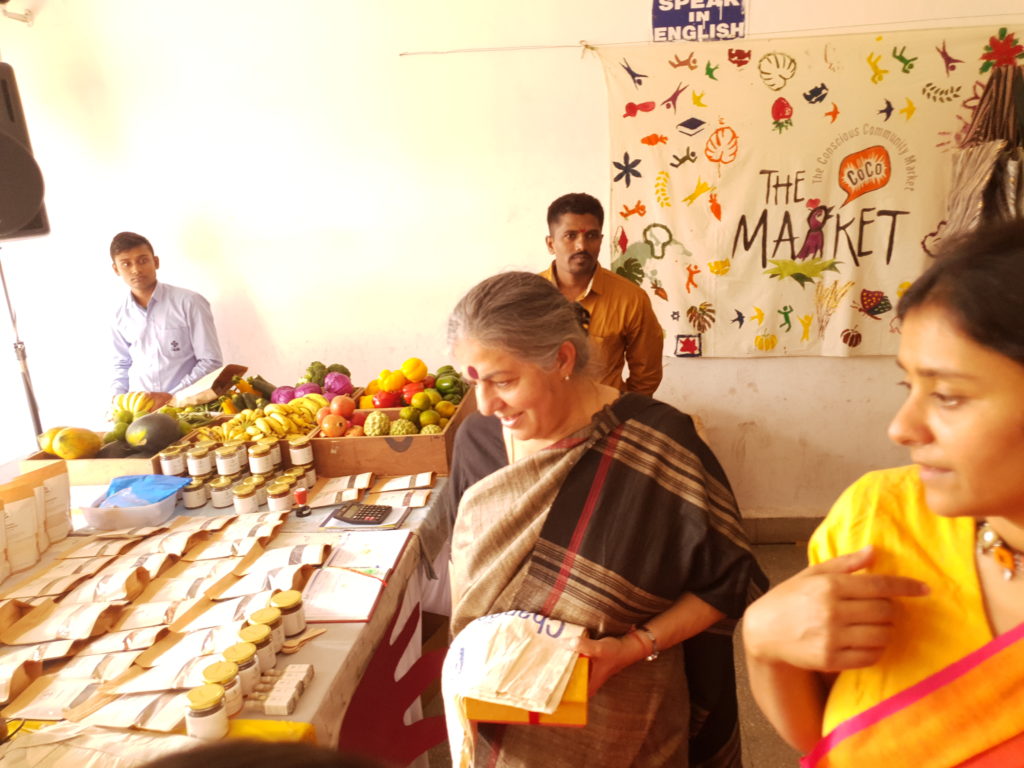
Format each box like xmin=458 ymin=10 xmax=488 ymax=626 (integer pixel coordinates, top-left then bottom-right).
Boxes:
xmin=634 ymin=624 xmax=659 ymax=661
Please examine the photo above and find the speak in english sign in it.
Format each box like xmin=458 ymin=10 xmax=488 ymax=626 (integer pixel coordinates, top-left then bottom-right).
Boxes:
xmin=652 ymin=0 xmax=746 ymax=42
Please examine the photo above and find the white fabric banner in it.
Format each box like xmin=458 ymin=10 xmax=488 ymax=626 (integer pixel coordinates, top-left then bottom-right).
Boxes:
xmin=598 ymin=25 xmax=1020 ymax=356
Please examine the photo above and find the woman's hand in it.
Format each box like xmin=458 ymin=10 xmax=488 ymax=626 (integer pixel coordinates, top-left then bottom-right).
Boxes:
xmin=574 ymin=632 xmax=649 ymax=696
xmin=743 ymin=546 xmax=930 ymax=672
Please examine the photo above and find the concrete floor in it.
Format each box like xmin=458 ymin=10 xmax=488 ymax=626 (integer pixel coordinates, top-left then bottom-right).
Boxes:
xmin=425 ymin=543 xmax=807 ymax=768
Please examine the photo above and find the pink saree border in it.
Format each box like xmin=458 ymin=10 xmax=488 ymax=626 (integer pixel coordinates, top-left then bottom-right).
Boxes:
xmin=801 ymin=620 xmax=1024 ymax=767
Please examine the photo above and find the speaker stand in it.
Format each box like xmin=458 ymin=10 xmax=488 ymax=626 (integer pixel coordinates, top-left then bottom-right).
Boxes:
xmin=0 ymin=249 xmax=42 ymax=439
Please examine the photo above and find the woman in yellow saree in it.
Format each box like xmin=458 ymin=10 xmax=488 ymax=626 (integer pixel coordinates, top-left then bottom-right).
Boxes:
xmin=742 ymin=220 xmax=1024 ymax=767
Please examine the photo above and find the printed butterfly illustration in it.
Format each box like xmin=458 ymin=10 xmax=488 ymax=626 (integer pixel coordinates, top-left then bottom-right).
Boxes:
xmin=852 ymin=289 xmax=892 ymax=319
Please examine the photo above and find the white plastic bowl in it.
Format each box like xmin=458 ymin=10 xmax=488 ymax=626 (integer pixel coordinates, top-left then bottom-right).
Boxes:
xmin=79 ymin=492 xmax=178 ymax=530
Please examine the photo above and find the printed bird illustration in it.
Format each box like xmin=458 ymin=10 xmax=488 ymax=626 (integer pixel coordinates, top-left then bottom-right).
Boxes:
xmin=899 ymin=97 xmax=916 ymax=120
xmin=825 ymin=102 xmax=840 ymax=123
xmin=878 ymin=99 xmax=894 ymax=121
xmin=751 ymin=306 xmax=765 ymax=326
xmin=705 ymin=61 xmax=719 ymax=80
xmin=692 ymin=90 xmax=707 ymax=107
xmin=731 ymin=309 xmax=745 ymax=328
xmin=794 ymin=203 xmax=832 ymax=261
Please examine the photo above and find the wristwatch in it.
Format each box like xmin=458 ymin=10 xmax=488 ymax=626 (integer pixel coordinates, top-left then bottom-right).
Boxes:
xmin=634 ymin=624 xmax=659 ymax=661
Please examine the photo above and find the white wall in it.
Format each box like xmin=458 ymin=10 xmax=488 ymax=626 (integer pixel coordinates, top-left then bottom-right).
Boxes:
xmin=1 ymin=0 xmax=1022 ymax=515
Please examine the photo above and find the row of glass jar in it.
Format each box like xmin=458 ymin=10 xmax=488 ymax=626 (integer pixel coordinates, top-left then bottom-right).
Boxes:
xmin=185 ymin=590 xmax=308 ymax=739
xmin=159 ymin=435 xmax=315 ymax=479
xmin=180 ymin=462 xmax=317 ymax=513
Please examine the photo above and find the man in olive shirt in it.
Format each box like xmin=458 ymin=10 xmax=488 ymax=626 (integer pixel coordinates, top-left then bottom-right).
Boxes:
xmin=540 ymin=192 xmax=663 ymax=395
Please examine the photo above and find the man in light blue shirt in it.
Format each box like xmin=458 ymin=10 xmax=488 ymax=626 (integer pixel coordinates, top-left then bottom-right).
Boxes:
xmin=110 ymin=231 xmax=223 ymax=403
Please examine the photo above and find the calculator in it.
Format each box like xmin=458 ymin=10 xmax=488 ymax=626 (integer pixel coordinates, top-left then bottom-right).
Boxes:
xmin=331 ymin=502 xmax=393 ymax=525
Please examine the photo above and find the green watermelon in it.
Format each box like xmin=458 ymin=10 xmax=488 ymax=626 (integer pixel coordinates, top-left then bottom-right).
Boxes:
xmin=125 ymin=413 xmax=181 ymax=453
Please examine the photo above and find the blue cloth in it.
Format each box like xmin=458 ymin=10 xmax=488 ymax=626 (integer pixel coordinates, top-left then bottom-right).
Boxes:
xmin=112 ymin=282 xmax=223 ymax=395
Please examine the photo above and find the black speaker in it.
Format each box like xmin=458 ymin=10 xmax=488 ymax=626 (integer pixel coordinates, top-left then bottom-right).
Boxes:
xmin=0 ymin=62 xmax=49 ymax=240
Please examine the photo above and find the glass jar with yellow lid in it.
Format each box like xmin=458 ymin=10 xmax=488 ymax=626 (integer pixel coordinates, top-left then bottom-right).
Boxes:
xmin=185 ymin=683 xmax=228 ymax=740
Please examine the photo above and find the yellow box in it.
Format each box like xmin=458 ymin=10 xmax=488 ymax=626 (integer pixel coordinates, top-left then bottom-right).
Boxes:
xmin=464 ymin=656 xmax=588 ymax=727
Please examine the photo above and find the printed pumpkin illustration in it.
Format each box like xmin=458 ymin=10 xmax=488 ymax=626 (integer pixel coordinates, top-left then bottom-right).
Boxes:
xmin=841 ymin=327 xmax=863 ymax=347
xmin=754 ymin=329 xmax=778 ymax=352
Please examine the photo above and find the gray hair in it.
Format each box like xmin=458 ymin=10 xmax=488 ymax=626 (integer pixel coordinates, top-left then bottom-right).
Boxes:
xmin=447 ymin=271 xmax=592 ymax=374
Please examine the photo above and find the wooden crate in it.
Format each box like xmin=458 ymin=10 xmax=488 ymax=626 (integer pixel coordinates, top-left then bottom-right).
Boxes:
xmin=20 ymin=434 xmax=160 ymax=486
xmin=311 ymin=387 xmax=476 ymax=476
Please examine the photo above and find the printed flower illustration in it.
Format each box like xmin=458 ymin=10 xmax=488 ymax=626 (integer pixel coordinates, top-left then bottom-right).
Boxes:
xmin=980 ymin=27 xmax=1024 ymax=72
xmin=613 ymin=152 xmax=642 ymax=187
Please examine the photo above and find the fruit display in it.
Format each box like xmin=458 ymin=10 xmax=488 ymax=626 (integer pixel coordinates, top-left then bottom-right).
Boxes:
xmin=190 ymin=393 xmax=326 ymax=443
xmin=358 ymin=359 xmax=469 ymax=411
xmin=110 ymin=391 xmax=159 ymax=426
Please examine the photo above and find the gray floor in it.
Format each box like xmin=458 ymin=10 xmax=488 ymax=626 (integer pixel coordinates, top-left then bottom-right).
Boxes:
xmin=425 ymin=543 xmax=806 ymax=767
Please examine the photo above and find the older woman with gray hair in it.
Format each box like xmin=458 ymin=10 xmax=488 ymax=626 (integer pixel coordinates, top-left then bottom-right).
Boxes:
xmin=444 ymin=271 xmax=766 ymax=768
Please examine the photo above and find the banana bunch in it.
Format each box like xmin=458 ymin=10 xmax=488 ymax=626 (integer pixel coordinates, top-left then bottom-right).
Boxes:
xmin=191 ymin=393 xmax=327 ymax=443
xmin=111 ymin=391 xmax=157 ymax=423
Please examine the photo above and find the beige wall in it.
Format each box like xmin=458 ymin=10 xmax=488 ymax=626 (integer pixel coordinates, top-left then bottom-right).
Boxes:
xmin=1 ymin=0 xmax=1022 ymax=515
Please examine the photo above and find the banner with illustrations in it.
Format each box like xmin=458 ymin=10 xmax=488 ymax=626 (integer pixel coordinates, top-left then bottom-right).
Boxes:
xmin=598 ymin=26 xmax=1022 ymax=357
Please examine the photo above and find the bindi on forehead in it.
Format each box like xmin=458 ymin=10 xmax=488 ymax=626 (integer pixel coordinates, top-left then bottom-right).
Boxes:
xmin=466 ymin=365 xmax=479 ymax=380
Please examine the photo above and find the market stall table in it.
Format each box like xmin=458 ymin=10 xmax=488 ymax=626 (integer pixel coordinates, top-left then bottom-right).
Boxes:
xmin=0 ymin=478 xmax=454 ymax=765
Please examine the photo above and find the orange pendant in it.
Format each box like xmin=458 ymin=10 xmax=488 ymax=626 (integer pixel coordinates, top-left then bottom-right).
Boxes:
xmin=993 ymin=544 xmax=1016 ymax=577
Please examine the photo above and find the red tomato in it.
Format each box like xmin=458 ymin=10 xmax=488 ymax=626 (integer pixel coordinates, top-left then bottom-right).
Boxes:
xmin=330 ymin=395 xmax=356 ymax=419
xmin=423 ymin=374 xmax=436 ymax=389
xmin=350 ymin=411 xmax=368 ymax=427
xmin=320 ymin=414 xmax=348 ymax=438
xmin=316 ymin=406 xmax=331 ymax=425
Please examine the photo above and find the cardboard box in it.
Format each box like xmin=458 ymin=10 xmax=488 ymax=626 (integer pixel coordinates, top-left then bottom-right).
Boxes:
xmin=169 ymin=363 xmax=248 ymax=408
xmin=311 ymin=388 xmax=476 ymax=477
xmin=20 ymin=437 xmax=160 ymax=486
xmin=464 ymin=656 xmax=588 ymax=727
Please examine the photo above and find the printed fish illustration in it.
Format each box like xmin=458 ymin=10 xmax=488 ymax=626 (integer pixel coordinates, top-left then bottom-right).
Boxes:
xmin=641 ymin=134 xmax=668 ymax=145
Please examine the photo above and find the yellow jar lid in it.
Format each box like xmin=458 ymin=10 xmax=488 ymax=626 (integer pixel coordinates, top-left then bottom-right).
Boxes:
xmin=232 ymin=483 xmax=255 ymax=498
xmin=266 ymin=481 xmax=290 ymax=496
xmin=202 ymin=660 xmax=239 ymax=685
xmin=284 ymin=467 xmax=305 ymax=478
xmin=187 ymin=683 xmax=224 ymax=711
xmin=208 ymin=476 xmax=232 ymax=490
xmin=222 ymin=641 xmax=257 ymax=664
xmin=187 ymin=447 xmax=209 ymax=458
xmin=184 ymin=478 xmax=205 ymax=490
xmin=158 ymin=446 xmax=182 ymax=456
xmin=215 ymin=446 xmax=237 ymax=457
xmin=288 ymin=436 xmax=310 ymax=447
xmin=270 ymin=589 xmax=302 ymax=610
xmin=248 ymin=606 xmax=282 ymax=625
xmin=249 ymin=445 xmax=271 ymax=457
xmin=239 ymin=623 xmax=271 ymax=644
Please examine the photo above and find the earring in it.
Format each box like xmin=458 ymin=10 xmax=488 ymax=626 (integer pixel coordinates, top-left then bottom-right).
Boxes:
xmin=563 ymin=375 xmax=571 ymax=381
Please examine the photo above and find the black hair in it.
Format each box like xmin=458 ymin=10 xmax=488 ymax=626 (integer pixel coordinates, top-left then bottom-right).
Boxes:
xmin=110 ymin=231 xmax=153 ymax=259
xmin=546 ymin=192 xmax=604 ymax=230
xmin=897 ymin=219 xmax=1024 ymax=366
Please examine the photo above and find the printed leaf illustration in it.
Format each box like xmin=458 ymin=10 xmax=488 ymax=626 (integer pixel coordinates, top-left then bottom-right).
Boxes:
xmin=686 ymin=302 xmax=716 ymax=333
xmin=616 ymin=257 xmax=645 ymax=285
xmin=764 ymin=257 xmax=840 ymax=287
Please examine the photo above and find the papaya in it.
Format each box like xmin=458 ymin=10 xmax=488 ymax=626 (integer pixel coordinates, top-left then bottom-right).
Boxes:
xmin=51 ymin=427 xmax=102 ymax=460
xmin=125 ymin=412 xmax=181 ymax=453
xmin=37 ymin=426 xmax=69 ymax=455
